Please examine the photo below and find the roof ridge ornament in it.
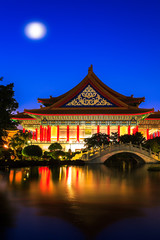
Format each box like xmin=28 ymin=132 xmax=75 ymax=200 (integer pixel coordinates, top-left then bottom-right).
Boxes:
xmin=88 ymin=64 xmax=93 ymax=76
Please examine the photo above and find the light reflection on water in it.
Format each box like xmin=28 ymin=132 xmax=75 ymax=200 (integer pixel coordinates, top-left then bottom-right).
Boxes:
xmin=1 ymin=164 xmax=160 ymax=239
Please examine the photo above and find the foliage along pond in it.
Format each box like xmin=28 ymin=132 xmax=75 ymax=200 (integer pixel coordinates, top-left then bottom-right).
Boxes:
xmin=1 ymin=164 xmax=160 ymax=240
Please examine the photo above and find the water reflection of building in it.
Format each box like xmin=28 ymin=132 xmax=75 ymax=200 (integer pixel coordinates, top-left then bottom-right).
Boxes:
xmin=7 ymin=165 xmax=159 ymax=238
xmin=12 ymin=65 xmax=160 ymax=151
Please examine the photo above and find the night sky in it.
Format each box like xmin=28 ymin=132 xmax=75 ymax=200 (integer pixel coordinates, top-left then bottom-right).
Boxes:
xmin=1 ymin=0 xmax=160 ymax=112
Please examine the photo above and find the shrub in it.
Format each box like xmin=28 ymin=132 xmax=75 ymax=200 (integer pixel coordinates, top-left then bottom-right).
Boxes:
xmin=22 ymin=145 xmax=42 ymax=159
xmin=143 ymin=137 xmax=160 ymax=153
xmin=48 ymin=142 xmax=62 ymax=151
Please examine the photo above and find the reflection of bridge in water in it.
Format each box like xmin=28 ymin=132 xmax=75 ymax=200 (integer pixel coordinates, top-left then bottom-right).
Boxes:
xmin=81 ymin=143 xmax=160 ymax=163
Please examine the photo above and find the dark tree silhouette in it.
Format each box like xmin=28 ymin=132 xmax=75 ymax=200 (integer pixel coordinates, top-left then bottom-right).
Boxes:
xmin=22 ymin=145 xmax=42 ymax=159
xmin=84 ymin=133 xmax=109 ymax=149
xmin=0 ymin=77 xmax=18 ymax=145
xmin=119 ymin=132 xmax=145 ymax=145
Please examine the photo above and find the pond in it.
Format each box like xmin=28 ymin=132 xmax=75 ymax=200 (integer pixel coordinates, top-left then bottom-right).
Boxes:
xmin=1 ymin=164 xmax=160 ymax=240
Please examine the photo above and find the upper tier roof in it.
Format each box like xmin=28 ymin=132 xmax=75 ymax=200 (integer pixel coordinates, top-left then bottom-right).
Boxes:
xmin=23 ymin=65 xmax=153 ymax=117
xmin=38 ymin=65 xmax=145 ymax=107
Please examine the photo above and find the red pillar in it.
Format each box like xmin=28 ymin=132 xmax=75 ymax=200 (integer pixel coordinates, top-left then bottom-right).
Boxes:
xmin=47 ymin=125 xmax=49 ymax=142
xmin=23 ymin=128 xmax=25 ymax=133
xmin=57 ymin=125 xmax=59 ymax=142
xmin=44 ymin=127 xmax=46 ymax=142
xmin=49 ymin=126 xmax=51 ymax=142
xmin=32 ymin=131 xmax=34 ymax=140
xmin=128 ymin=125 xmax=131 ymax=135
xmin=154 ymin=132 xmax=157 ymax=138
xmin=118 ymin=125 xmax=120 ymax=137
xmin=36 ymin=128 xmax=38 ymax=141
xmin=147 ymin=129 xmax=149 ymax=140
xmin=108 ymin=125 xmax=110 ymax=136
xmin=42 ymin=127 xmax=44 ymax=142
xmin=97 ymin=125 xmax=100 ymax=134
xmin=40 ymin=125 xmax=42 ymax=141
xmin=77 ymin=125 xmax=79 ymax=142
xmin=158 ymin=131 xmax=160 ymax=137
xmin=151 ymin=134 xmax=153 ymax=139
xmin=67 ymin=125 xmax=69 ymax=142
xmin=46 ymin=127 xmax=47 ymax=141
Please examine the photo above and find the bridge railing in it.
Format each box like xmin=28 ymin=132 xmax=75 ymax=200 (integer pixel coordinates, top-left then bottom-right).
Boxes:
xmin=81 ymin=143 xmax=160 ymax=161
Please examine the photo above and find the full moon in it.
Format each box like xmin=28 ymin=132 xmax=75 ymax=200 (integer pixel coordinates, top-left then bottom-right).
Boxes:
xmin=24 ymin=22 xmax=47 ymax=40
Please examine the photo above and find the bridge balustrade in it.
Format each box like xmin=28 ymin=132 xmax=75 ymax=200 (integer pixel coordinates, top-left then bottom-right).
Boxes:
xmin=81 ymin=143 xmax=160 ymax=162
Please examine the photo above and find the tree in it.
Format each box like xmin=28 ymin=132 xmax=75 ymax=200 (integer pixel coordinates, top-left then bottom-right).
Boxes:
xmin=22 ymin=145 xmax=42 ymax=160
xmin=0 ymin=77 xmax=18 ymax=145
xmin=143 ymin=137 xmax=160 ymax=153
xmin=9 ymin=130 xmax=32 ymax=159
xmin=48 ymin=142 xmax=63 ymax=160
xmin=119 ymin=132 xmax=145 ymax=145
xmin=84 ymin=133 xmax=109 ymax=149
xmin=48 ymin=142 xmax=62 ymax=151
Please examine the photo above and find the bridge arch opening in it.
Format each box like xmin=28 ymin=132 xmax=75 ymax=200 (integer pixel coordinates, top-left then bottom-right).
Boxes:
xmin=104 ymin=152 xmax=145 ymax=170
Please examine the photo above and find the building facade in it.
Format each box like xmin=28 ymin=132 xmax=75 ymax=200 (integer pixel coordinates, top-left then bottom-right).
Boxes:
xmin=12 ymin=65 xmax=160 ymax=151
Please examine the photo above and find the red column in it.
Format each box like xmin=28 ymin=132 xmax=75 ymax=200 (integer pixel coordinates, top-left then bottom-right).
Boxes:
xmin=47 ymin=125 xmax=49 ymax=142
xmin=97 ymin=125 xmax=100 ymax=134
xmin=32 ymin=131 xmax=34 ymax=140
xmin=77 ymin=125 xmax=79 ymax=142
xmin=136 ymin=125 xmax=138 ymax=133
xmin=154 ymin=132 xmax=157 ymax=138
xmin=41 ymin=127 xmax=44 ymax=142
xmin=40 ymin=125 xmax=42 ymax=141
xmin=147 ymin=129 xmax=149 ymax=140
xmin=42 ymin=127 xmax=44 ymax=142
xmin=43 ymin=127 xmax=46 ymax=141
xmin=151 ymin=134 xmax=153 ymax=139
xmin=128 ymin=125 xmax=131 ymax=135
xmin=67 ymin=125 xmax=69 ymax=142
xmin=49 ymin=126 xmax=51 ymax=142
xmin=57 ymin=125 xmax=59 ymax=142
xmin=36 ymin=128 xmax=38 ymax=141
xmin=158 ymin=131 xmax=160 ymax=137
xmin=108 ymin=125 xmax=110 ymax=136
xmin=23 ymin=128 xmax=25 ymax=133
xmin=118 ymin=125 xmax=120 ymax=137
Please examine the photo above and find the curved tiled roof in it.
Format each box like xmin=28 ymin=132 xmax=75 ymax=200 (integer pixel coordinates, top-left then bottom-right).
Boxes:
xmin=24 ymin=108 xmax=154 ymax=116
xmin=21 ymin=65 xmax=154 ymax=117
xmin=146 ymin=112 xmax=160 ymax=119
xmin=12 ymin=112 xmax=36 ymax=120
xmin=38 ymin=68 xmax=144 ymax=107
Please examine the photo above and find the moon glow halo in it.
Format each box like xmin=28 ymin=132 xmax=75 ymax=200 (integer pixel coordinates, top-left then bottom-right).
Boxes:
xmin=24 ymin=22 xmax=47 ymax=40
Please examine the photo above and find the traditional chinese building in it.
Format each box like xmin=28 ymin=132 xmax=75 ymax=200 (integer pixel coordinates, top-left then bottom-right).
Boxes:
xmin=12 ymin=65 xmax=160 ymax=151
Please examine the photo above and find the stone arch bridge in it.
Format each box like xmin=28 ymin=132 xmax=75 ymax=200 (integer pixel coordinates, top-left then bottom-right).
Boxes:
xmin=81 ymin=143 xmax=160 ymax=164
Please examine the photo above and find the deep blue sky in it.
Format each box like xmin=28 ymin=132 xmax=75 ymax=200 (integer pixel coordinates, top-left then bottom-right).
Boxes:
xmin=1 ymin=0 xmax=160 ymax=112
